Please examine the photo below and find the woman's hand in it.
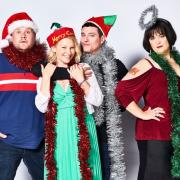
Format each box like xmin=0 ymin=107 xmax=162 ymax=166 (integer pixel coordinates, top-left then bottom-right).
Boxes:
xmin=69 ymin=64 xmax=85 ymax=83
xmin=41 ymin=63 xmax=56 ymax=79
xmin=142 ymin=107 xmax=165 ymax=121
xmin=40 ymin=63 xmax=56 ymax=96
xmin=126 ymin=101 xmax=165 ymax=121
xmin=69 ymin=64 xmax=90 ymax=94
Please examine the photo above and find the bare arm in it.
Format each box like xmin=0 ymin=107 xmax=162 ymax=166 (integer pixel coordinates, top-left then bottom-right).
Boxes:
xmin=126 ymin=101 xmax=165 ymax=121
xmin=40 ymin=63 xmax=56 ymax=96
xmin=69 ymin=64 xmax=90 ymax=95
xmin=119 ymin=58 xmax=165 ymax=121
xmin=35 ymin=63 xmax=56 ymax=113
xmin=69 ymin=64 xmax=103 ymax=106
xmin=122 ymin=58 xmax=152 ymax=80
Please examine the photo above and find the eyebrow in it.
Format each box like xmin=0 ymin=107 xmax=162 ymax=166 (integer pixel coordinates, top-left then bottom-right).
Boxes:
xmin=81 ymin=32 xmax=96 ymax=35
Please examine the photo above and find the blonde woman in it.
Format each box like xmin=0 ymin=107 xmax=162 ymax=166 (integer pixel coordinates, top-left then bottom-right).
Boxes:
xmin=35 ymin=25 xmax=103 ymax=180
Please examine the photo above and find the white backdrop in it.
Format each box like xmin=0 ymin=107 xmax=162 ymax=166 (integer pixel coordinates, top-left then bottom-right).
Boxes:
xmin=0 ymin=1 xmax=180 ymax=180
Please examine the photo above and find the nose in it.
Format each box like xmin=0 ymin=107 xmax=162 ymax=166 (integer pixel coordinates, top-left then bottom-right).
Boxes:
xmin=155 ymin=36 xmax=161 ymax=44
xmin=21 ymin=32 xmax=27 ymax=39
xmin=66 ymin=48 xmax=71 ymax=55
xmin=82 ymin=36 xmax=88 ymax=42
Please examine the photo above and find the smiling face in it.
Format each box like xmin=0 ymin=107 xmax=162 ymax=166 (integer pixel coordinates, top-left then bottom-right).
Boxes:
xmin=149 ymin=32 xmax=170 ymax=55
xmin=80 ymin=26 xmax=105 ymax=54
xmin=143 ymin=19 xmax=177 ymax=53
xmin=52 ymin=37 xmax=76 ymax=67
xmin=11 ymin=27 xmax=36 ymax=52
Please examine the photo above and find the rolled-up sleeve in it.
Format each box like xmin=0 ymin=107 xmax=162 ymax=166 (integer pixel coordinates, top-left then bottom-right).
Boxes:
xmin=84 ymin=64 xmax=104 ymax=107
xmin=35 ymin=78 xmax=50 ymax=113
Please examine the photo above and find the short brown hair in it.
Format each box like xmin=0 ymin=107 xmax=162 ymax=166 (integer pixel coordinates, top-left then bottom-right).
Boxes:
xmin=143 ymin=18 xmax=177 ymax=52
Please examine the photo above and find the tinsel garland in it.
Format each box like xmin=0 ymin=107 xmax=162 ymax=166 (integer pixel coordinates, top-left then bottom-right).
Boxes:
xmin=103 ymin=60 xmax=126 ymax=180
xmin=150 ymin=50 xmax=180 ymax=177
xmin=138 ymin=5 xmax=158 ymax=30
xmin=2 ymin=43 xmax=47 ymax=71
xmin=70 ymin=79 xmax=92 ymax=180
xmin=45 ymin=83 xmax=57 ymax=180
xmin=81 ymin=43 xmax=126 ymax=179
xmin=45 ymin=79 xmax=92 ymax=180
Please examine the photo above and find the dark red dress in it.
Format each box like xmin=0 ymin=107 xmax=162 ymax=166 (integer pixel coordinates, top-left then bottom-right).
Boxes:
xmin=115 ymin=64 xmax=175 ymax=140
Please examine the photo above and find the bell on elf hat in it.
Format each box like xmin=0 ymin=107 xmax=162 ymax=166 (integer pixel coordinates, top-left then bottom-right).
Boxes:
xmin=0 ymin=12 xmax=38 ymax=49
xmin=83 ymin=15 xmax=117 ymax=37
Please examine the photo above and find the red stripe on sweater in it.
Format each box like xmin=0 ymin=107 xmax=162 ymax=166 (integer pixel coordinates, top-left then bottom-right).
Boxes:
xmin=0 ymin=73 xmax=38 ymax=80
xmin=0 ymin=83 xmax=36 ymax=91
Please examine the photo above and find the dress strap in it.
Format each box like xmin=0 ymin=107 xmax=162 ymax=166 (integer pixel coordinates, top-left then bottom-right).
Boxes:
xmin=144 ymin=58 xmax=155 ymax=68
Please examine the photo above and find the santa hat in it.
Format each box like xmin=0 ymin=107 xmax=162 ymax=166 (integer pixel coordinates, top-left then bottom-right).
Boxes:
xmin=47 ymin=23 xmax=75 ymax=47
xmin=0 ymin=12 xmax=38 ymax=48
xmin=83 ymin=15 xmax=117 ymax=37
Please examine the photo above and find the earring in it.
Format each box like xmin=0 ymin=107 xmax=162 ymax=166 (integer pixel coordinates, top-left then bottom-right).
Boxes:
xmin=172 ymin=46 xmax=176 ymax=51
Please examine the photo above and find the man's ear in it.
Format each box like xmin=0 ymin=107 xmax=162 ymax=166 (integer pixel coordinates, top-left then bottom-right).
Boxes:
xmin=100 ymin=35 xmax=106 ymax=45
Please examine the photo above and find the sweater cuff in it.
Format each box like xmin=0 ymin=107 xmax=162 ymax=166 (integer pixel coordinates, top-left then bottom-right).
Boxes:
xmin=38 ymin=91 xmax=50 ymax=102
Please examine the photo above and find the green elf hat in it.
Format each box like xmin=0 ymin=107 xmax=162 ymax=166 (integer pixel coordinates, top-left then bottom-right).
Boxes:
xmin=84 ymin=15 xmax=117 ymax=37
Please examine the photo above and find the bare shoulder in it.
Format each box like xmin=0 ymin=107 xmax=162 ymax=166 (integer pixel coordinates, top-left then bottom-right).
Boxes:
xmin=122 ymin=58 xmax=152 ymax=80
xmin=134 ymin=58 xmax=153 ymax=69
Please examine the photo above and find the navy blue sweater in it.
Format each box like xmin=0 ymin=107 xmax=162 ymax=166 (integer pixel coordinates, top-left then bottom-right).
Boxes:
xmin=0 ymin=53 xmax=44 ymax=149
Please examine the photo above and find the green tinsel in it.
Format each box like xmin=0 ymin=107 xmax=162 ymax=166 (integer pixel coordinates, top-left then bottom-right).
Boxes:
xmin=150 ymin=50 xmax=180 ymax=177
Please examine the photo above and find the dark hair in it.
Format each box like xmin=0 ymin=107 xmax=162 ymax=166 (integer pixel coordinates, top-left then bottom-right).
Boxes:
xmin=81 ymin=22 xmax=103 ymax=37
xmin=143 ymin=18 xmax=177 ymax=52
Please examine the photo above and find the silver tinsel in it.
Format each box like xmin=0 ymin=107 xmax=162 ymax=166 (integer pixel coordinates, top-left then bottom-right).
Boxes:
xmin=81 ymin=42 xmax=126 ymax=180
xmin=139 ymin=4 xmax=158 ymax=30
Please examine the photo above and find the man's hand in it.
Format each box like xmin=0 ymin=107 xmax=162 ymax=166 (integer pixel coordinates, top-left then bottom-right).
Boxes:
xmin=0 ymin=132 xmax=7 ymax=138
xmin=78 ymin=64 xmax=92 ymax=79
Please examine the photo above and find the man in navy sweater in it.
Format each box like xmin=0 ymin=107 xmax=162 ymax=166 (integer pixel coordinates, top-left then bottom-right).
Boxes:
xmin=0 ymin=12 xmax=46 ymax=180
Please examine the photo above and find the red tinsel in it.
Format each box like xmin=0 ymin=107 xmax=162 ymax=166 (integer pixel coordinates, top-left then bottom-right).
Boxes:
xmin=45 ymin=83 xmax=57 ymax=180
xmin=2 ymin=42 xmax=47 ymax=71
xmin=45 ymin=79 xmax=92 ymax=180
xmin=70 ymin=79 xmax=92 ymax=180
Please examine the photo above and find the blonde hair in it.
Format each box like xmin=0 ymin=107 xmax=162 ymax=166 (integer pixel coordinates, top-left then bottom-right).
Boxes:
xmin=47 ymin=36 xmax=81 ymax=64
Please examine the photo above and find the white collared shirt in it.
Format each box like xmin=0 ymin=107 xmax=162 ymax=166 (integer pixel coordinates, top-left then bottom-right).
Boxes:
xmin=35 ymin=63 xmax=104 ymax=114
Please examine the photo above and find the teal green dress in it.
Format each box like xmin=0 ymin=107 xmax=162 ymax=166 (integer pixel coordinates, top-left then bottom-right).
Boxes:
xmin=45 ymin=83 xmax=102 ymax=180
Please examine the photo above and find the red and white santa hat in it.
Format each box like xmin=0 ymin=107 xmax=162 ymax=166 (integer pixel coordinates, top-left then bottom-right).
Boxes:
xmin=0 ymin=12 xmax=38 ymax=48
